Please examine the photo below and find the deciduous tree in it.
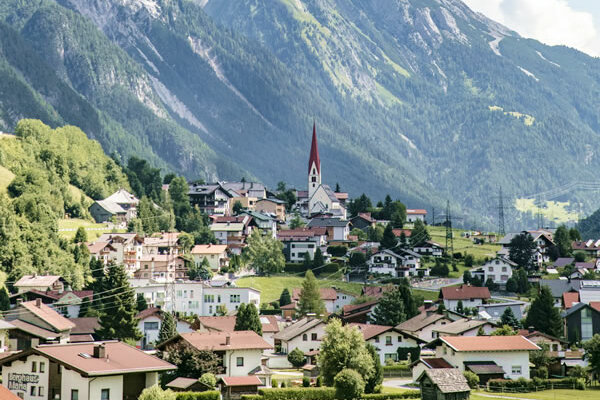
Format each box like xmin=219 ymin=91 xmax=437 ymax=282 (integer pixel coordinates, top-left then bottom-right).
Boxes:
xmin=297 ymin=270 xmax=326 ymax=317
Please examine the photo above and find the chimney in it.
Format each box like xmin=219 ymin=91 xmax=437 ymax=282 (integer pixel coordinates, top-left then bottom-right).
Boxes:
xmin=93 ymin=344 xmax=106 ymax=359
xmin=17 ymin=298 xmax=23 ymax=306
xmin=528 ymin=326 xmax=535 ymax=334
xmin=225 ymin=336 xmax=231 ymax=346
xmin=36 ymin=298 xmax=42 ymax=308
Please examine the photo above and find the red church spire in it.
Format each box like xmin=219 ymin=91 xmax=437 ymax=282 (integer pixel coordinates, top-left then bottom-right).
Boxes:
xmin=308 ymin=121 xmax=321 ymax=174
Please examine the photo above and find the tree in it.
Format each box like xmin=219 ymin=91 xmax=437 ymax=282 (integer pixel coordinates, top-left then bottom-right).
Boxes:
xmin=232 ymin=201 xmax=243 ymax=215
xmin=380 ymin=224 xmax=397 ymax=250
xmin=554 ymin=225 xmax=571 ymax=258
xmin=335 ymin=183 xmax=341 ymax=193
xmin=188 ymin=257 xmax=213 ymax=281
xmin=513 ymin=268 xmax=530 ymax=294
xmin=96 ymin=264 xmax=142 ymax=341
xmin=476 ymin=326 xmax=485 ymax=336
xmin=334 ymin=369 xmax=365 ymax=400
xmin=530 ymin=343 xmax=551 ymax=369
xmin=485 ymin=277 xmax=498 ymax=291
xmin=506 ymin=277 xmax=518 ymax=293
xmin=138 ymin=385 xmax=176 ymax=400
xmin=287 ymin=348 xmax=306 ymax=368
xmin=500 ymin=307 xmax=521 ymax=329
xmin=297 ymin=270 xmax=326 ymax=317
xmin=364 ymin=344 xmax=383 ymax=394
xmin=199 ymin=373 xmax=217 ymax=389
xmin=491 ymin=325 xmax=517 ymax=336
xmin=525 ymin=286 xmax=563 ymax=337
xmin=73 ymin=226 xmax=88 ymax=243
xmin=370 ymin=285 xmax=417 ymax=326
xmin=569 ymin=228 xmax=582 ymax=242
xmin=319 ymin=319 xmax=374 ymax=386
xmin=464 ymin=254 xmax=474 ymax=268
xmin=234 ymin=303 xmax=262 ymax=335
xmin=463 ymin=270 xmax=472 ymax=285
xmin=583 ymin=334 xmax=600 ymax=377
xmin=463 ymin=371 xmax=479 ymax=389
xmin=367 ymin=225 xmax=384 ymax=243
xmin=0 ymin=286 xmax=10 ymax=311
xmin=302 ymin=252 xmax=312 ymax=271
xmin=78 ymin=296 xmax=92 ymax=318
xmin=178 ymin=233 xmax=194 ymax=253
xmin=430 ymin=259 xmax=449 ymax=277
xmin=279 ymin=288 xmax=292 ymax=307
xmin=509 ymin=233 xmax=537 ymax=270
xmin=136 ymin=293 xmax=149 ymax=312
xmin=456 ymin=300 xmax=464 ymax=314
xmin=410 ymin=219 xmax=430 ymax=247
xmin=159 ymin=342 xmax=223 ymax=384
xmin=246 ymin=230 xmax=285 ymax=275
xmin=158 ymin=312 xmax=178 ymax=344
xmin=312 ymin=247 xmax=325 ymax=270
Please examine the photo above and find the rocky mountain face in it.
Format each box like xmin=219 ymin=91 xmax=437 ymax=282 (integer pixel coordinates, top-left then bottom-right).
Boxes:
xmin=2 ymin=0 xmax=600 ymax=224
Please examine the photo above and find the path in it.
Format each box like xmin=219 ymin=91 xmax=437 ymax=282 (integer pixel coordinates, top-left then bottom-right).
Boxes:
xmin=475 ymin=393 xmax=536 ymax=400
xmin=382 ymin=378 xmax=414 ymax=390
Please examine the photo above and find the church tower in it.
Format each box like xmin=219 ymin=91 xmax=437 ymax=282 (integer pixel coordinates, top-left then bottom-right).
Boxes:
xmin=308 ymin=122 xmax=321 ymax=199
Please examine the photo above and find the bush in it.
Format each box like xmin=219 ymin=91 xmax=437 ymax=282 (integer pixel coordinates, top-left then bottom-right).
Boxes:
xmin=288 ymin=348 xmax=306 ymax=368
xmin=382 ymin=365 xmax=410 ymax=372
xmin=463 ymin=371 xmax=479 ymax=389
xmin=320 ymin=263 xmax=340 ymax=274
xmin=199 ymin=373 xmax=216 ymax=389
xmin=396 ymin=347 xmax=420 ymax=363
xmin=334 ymin=369 xmax=365 ymax=400
xmin=280 ymin=381 xmax=287 ymax=388
xmin=487 ymin=377 xmax=585 ymax=392
xmin=316 ymin=376 xmax=323 ymax=387
xmin=258 ymin=387 xmax=335 ymax=400
xmin=534 ymin=366 xmax=548 ymax=379
xmin=139 ymin=386 xmax=177 ymax=400
xmin=175 ymin=391 xmax=220 ymax=400
xmin=361 ymin=392 xmax=420 ymax=399
xmin=271 ymin=379 xmax=278 ymax=389
xmin=241 ymin=396 xmax=263 ymax=400
xmin=303 ymin=377 xmax=310 ymax=387
xmin=328 ymin=245 xmax=348 ymax=257
xmin=285 ymin=263 xmax=306 ymax=274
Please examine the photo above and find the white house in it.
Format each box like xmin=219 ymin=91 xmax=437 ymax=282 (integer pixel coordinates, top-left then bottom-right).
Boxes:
xmin=412 ymin=241 xmax=444 ymax=257
xmin=273 ymin=318 xmax=326 ymax=355
xmin=196 ymin=315 xmax=280 ymax=351
xmin=202 ymin=287 xmax=261 ymax=316
xmin=368 ymin=249 xmax=424 ymax=278
xmin=349 ymin=323 xmax=424 ymax=364
xmin=136 ymin=307 xmax=193 ymax=349
xmin=396 ymin=312 xmax=454 ymax=342
xmin=477 ymin=257 xmax=516 ymax=286
xmin=440 ymin=285 xmax=491 ymax=311
xmin=426 ymin=335 xmax=539 ymax=381
xmin=432 ymin=319 xmax=496 ymax=338
xmin=191 ymin=244 xmax=229 ymax=272
xmin=406 ymin=209 xmax=427 ymax=223
xmin=88 ymin=233 xmax=144 ymax=274
xmin=0 ymin=341 xmax=174 ymax=400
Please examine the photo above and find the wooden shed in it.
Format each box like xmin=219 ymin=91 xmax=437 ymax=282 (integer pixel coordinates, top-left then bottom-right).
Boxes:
xmin=417 ymin=368 xmax=470 ymax=400
xmin=219 ymin=376 xmax=262 ymax=400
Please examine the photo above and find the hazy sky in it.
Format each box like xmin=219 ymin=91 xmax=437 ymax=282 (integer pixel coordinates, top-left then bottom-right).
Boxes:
xmin=462 ymin=0 xmax=600 ymax=57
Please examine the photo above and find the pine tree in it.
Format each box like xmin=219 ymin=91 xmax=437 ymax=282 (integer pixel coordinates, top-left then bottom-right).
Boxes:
xmin=78 ymin=296 xmax=91 ymax=317
xmin=302 ymin=252 xmax=312 ymax=272
xmin=73 ymin=226 xmax=88 ymax=243
xmin=410 ymin=220 xmax=430 ymax=247
xmin=456 ymin=300 xmax=464 ymax=314
xmin=312 ymin=247 xmax=325 ymax=271
xmin=158 ymin=312 xmax=178 ymax=343
xmin=96 ymin=264 xmax=142 ymax=341
xmin=380 ymin=224 xmax=397 ymax=250
xmin=370 ymin=287 xmax=406 ymax=326
xmin=297 ymin=270 xmax=326 ymax=317
xmin=525 ymin=286 xmax=562 ymax=337
xmin=500 ymin=307 xmax=521 ymax=329
xmin=279 ymin=288 xmax=292 ymax=307
xmin=234 ymin=303 xmax=262 ymax=335
xmin=0 ymin=286 xmax=10 ymax=311
xmin=136 ymin=293 xmax=148 ymax=312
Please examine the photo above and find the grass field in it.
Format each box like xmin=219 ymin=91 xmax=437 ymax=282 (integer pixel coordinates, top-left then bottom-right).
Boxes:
xmin=57 ymin=218 xmax=122 ymax=241
xmin=472 ymin=388 xmax=600 ymax=400
xmin=412 ymin=289 xmax=439 ymax=301
xmin=0 ymin=165 xmax=15 ymax=193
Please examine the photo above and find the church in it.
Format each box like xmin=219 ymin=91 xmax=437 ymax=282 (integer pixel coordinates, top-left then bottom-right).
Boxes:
xmin=297 ymin=123 xmax=347 ymax=219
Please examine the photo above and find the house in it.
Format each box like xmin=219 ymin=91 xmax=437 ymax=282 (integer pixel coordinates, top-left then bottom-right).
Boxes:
xmin=477 ymin=302 xmax=524 ymax=323
xmin=577 ymin=280 xmax=600 ymax=304
xmin=211 ymin=222 xmax=249 ymax=251
xmin=475 ymin=257 xmax=516 ymax=286
xmin=191 ymin=244 xmax=229 ymax=272
xmin=277 ymin=228 xmax=326 ymax=262
xmin=417 ymin=369 xmax=470 ymax=400
xmin=500 ymin=231 xmax=554 ymax=266
xmin=306 ymin=218 xmax=350 ymax=242
xmin=367 ymin=249 xmax=424 ymax=278
xmin=142 ymin=232 xmax=182 ymax=256
xmin=166 ymin=377 xmax=212 ymax=392
xmin=188 ymin=182 xmax=239 ymax=216
xmin=195 ymin=315 xmax=280 ymax=349
xmin=562 ymin=291 xmax=580 ymax=309
xmin=350 ymin=213 xmax=376 ymax=231
xmin=0 ymin=341 xmax=174 ymax=400
xmin=563 ymin=302 xmax=600 ymax=343
xmin=133 ymin=254 xmax=187 ymax=282
xmin=254 ymin=198 xmax=286 ymax=221
xmin=425 ymin=336 xmax=540 ymax=382
xmin=396 ymin=312 xmax=453 ymax=342
xmin=20 ymin=289 xmax=93 ymax=319
xmin=222 ymin=181 xmax=267 ymax=200
xmin=439 ymin=285 xmax=491 ymax=312
xmin=136 ymin=307 xmax=193 ymax=350
xmin=553 ymin=257 xmax=575 ymax=269
xmin=89 ymin=188 xmax=139 ymax=223
xmin=413 ymin=241 xmax=444 ymax=257
xmin=291 ymin=288 xmax=337 ymax=314
xmin=410 ymin=357 xmax=454 ymax=383
xmin=540 ymin=279 xmax=581 ymax=307
xmin=516 ymin=329 xmax=567 ymax=353
xmin=0 ymin=320 xmax=15 ymax=352
xmin=432 ymin=319 xmax=496 ymax=338
xmin=68 ymin=317 xmax=99 ymax=343
xmin=14 ymin=275 xmax=64 ymax=294
xmin=572 ymin=239 xmax=600 ymax=257
xmin=5 ymin=299 xmax=75 ymax=350
xmin=240 ymin=210 xmax=278 ymax=238
xmin=273 ymin=317 xmax=326 ymax=355
xmin=158 ymin=331 xmax=272 ymax=379
xmin=406 ymin=209 xmax=428 ymax=223
xmin=220 ymin=375 xmax=263 ymax=399
xmin=341 ymin=300 xmax=379 ymax=324
xmin=89 ymin=233 xmax=144 ymax=273
xmin=349 ymin=323 xmax=424 ymax=364
xmin=362 ymin=285 xmax=395 ymax=299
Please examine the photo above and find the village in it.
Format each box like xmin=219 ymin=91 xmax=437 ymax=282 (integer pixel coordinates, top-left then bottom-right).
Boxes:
xmin=0 ymin=125 xmax=599 ymax=400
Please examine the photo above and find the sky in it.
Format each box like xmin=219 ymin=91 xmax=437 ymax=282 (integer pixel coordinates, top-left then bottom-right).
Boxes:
xmin=462 ymin=0 xmax=600 ymax=57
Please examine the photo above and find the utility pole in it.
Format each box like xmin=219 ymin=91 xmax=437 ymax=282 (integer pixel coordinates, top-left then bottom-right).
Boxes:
xmin=498 ymin=186 xmax=506 ymax=236
xmin=445 ymin=200 xmax=454 ymax=256
xmin=432 ymin=208 xmax=435 ymax=226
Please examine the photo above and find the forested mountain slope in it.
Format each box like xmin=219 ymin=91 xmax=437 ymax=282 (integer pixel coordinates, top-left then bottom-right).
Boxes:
xmin=1 ymin=0 xmax=600 ymax=224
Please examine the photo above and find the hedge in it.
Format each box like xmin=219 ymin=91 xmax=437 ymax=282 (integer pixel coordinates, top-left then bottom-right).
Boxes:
xmin=258 ymin=387 xmax=336 ymax=400
xmin=285 ymin=263 xmax=306 ymax=274
xmin=241 ymin=396 xmax=262 ymax=400
xmin=487 ymin=377 xmax=585 ymax=392
xmin=176 ymin=391 xmax=220 ymax=400
xmin=362 ymin=391 xmax=420 ymax=399
xmin=382 ymin=365 xmax=411 ymax=372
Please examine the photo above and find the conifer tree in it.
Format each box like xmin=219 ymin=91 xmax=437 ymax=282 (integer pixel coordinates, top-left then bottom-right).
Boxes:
xmin=410 ymin=220 xmax=430 ymax=247
xmin=136 ymin=293 xmax=148 ymax=312
xmin=525 ymin=286 xmax=562 ymax=337
xmin=96 ymin=264 xmax=141 ymax=341
xmin=302 ymin=252 xmax=312 ymax=272
xmin=234 ymin=303 xmax=262 ymax=335
xmin=370 ymin=286 xmax=406 ymax=326
xmin=312 ymin=247 xmax=325 ymax=271
xmin=0 ymin=286 xmax=10 ymax=312
xmin=279 ymin=288 xmax=292 ymax=307
xmin=380 ymin=224 xmax=397 ymax=249
xmin=73 ymin=226 xmax=88 ymax=243
xmin=297 ymin=270 xmax=326 ymax=317
xmin=78 ymin=296 xmax=91 ymax=318
xmin=158 ymin=312 xmax=178 ymax=343
xmin=500 ymin=307 xmax=521 ymax=329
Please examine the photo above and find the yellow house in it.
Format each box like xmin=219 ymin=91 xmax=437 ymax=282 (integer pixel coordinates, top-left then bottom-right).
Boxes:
xmin=255 ymin=198 xmax=286 ymax=221
xmin=229 ymin=197 xmax=257 ymax=214
xmin=191 ymin=244 xmax=229 ymax=272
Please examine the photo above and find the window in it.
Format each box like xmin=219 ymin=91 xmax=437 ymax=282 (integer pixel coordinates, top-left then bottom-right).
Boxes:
xmin=311 ymin=333 xmax=317 ymax=341
xmin=101 ymin=389 xmax=110 ymax=400
xmin=30 ymin=386 xmax=36 ymax=396
xmin=190 ymin=290 xmax=194 ymax=299
xmin=582 ymin=307 xmax=593 ymax=340
xmin=375 ymin=336 xmax=379 ymax=343
xmin=552 ymin=344 xmax=559 ymax=352
xmin=511 ymin=365 xmax=522 ymax=375
xmin=384 ymin=353 xmax=398 ymax=362
xmin=218 ymin=295 xmax=221 ymax=303
xmin=144 ymin=322 xmax=159 ymax=331
xmin=38 ymin=387 xmax=44 ymax=397
xmin=39 ymin=362 xmax=45 ymax=373
xmin=204 ymin=295 xmax=215 ymax=303
xmin=31 ymin=361 xmax=37 ymax=372
xmin=502 ymin=267 xmax=507 ymax=272
xmin=71 ymin=389 xmax=79 ymax=400
xmin=488 ymin=267 xmax=494 ymax=272
xmin=230 ymin=294 xmax=241 ymax=303
xmin=385 ymin=336 xmax=392 ymax=346
xmin=236 ymin=357 xmax=244 ymax=367
xmin=397 ymin=336 xmax=402 ymax=343
xmin=303 ymin=334 xmax=308 ymax=341
xmin=209 ymin=305 xmax=213 ymax=314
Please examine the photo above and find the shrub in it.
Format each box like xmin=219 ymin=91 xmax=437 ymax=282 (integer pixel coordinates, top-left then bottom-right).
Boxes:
xmin=241 ymin=396 xmax=263 ymax=400
xmin=199 ymin=373 xmax=216 ymax=389
xmin=288 ymin=348 xmax=306 ymax=368
xmin=316 ymin=376 xmax=323 ymax=387
xmin=175 ymin=391 xmax=220 ymax=400
xmin=487 ymin=377 xmax=585 ymax=392
xmin=328 ymin=245 xmax=348 ymax=257
xmin=534 ymin=366 xmax=548 ymax=379
xmin=139 ymin=386 xmax=177 ymax=400
xmin=271 ymin=379 xmax=278 ymax=389
xmin=396 ymin=347 xmax=420 ymax=363
xmin=334 ymin=369 xmax=365 ymax=400
xmin=361 ymin=392 xmax=420 ymax=399
xmin=280 ymin=381 xmax=288 ymax=388
xmin=258 ymin=387 xmax=335 ymax=400
xmin=463 ymin=371 xmax=479 ymax=389
xmin=303 ymin=377 xmax=310 ymax=387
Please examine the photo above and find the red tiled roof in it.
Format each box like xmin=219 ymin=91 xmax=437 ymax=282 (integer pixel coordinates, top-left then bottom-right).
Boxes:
xmin=136 ymin=307 xmax=163 ymax=320
xmin=348 ymin=323 xmax=393 ymax=340
xmin=292 ymin=288 xmax=337 ymax=301
xmin=87 ymin=241 xmax=113 ymax=254
xmin=170 ymin=331 xmax=272 ymax=351
xmin=0 ymin=383 xmax=21 ymax=400
xmin=393 ymin=229 xmax=412 ymax=238
xmin=29 ymin=289 xmax=93 ymax=301
xmin=406 ymin=209 xmax=427 ymax=215
xmin=440 ymin=336 xmax=539 ymax=352
xmin=198 ymin=316 xmax=237 ymax=332
xmin=562 ymin=292 xmax=580 ymax=309
xmin=362 ymin=285 xmax=394 ymax=299
xmin=280 ymin=302 xmax=297 ymax=310
xmin=20 ymin=300 xmax=75 ymax=331
xmin=334 ymin=192 xmax=348 ymax=200
xmin=590 ymin=302 xmax=600 ymax=312
xmin=69 ymin=317 xmax=100 ymax=335
xmin=342 ymin=300 xmax=378 ymax=315
xmin=260 ymin=315 xmax=280 ymax=333
xmin=221 ymin=375 xmax=262 ymax=387
xmin=440 ymin=285 xmax=490 ymax=300
xmin=69 ymin=334 xmax=95 ymax=343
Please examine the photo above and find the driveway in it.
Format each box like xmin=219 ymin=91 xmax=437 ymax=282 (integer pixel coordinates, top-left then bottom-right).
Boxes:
xmin=382 ymin=378 xmax=414 ymax=389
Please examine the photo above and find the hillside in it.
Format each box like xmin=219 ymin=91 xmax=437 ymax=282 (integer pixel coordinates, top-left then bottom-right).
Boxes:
xmin=1 ymin=0 xmax=600 ymax=224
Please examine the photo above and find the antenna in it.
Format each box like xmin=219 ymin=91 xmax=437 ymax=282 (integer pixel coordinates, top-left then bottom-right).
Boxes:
xmin=498 ymin=186 xmax=506 ymax=236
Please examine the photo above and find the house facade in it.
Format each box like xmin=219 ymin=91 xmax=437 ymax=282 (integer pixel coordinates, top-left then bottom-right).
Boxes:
xmin=191 ymin=244 xmax=229 ymax=272
xmin=273 ymin=318 xmax=326 ymax=354
xmin=440 ymin=285 xmax=491 ymax=311
xmin=349 ymin=323 xmax=423 ymax=364
xmin=477 ymin=257 xmax=515 ymax=286
xmin=188 ymin=183 xmax=238 ymax=216
xmin=406 ymin=209 xmax=427 ymax=223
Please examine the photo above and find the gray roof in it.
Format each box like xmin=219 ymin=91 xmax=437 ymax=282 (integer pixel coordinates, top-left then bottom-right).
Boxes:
xmin=95 ymin=199 xmax=126 ymax=214
xmin=418 ymin=369 xmax=470 ymax=393
xmin=554 ymin=258 xmax=575 ymax=268
xmin=322 ymin=185 xmax=339 ymax=203
xmin=465 ymin=361 xmax=505 ymax=375
xmin=433 ymin=319 xmax=493 ymax=335
xmin=104 ymin=189 xmax=138 ymax=205
xmin=539 ymin=279 xmax=581 ymax=298
xmin=273 ymin=318 xmax=324 ymax=341
xmin=307 ymin=217 xmax=348 ymax=228
xmin=396 ymin=313 xmax=449 ymax=333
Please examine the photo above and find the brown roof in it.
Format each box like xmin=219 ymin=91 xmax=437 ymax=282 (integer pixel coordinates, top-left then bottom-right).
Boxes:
xmin=7 ymin=320 xmax=59 ymax=339
xmin=69 ymin=317 xmax=100 ymax=335
xmin=259 ymin=315 xmax=280 ymax=333
xmin=590 ymin=302 xmax=600 ymax=312
xmin=361 ymin=285 xmax=394 ymax=299
xmin=406 ymin=209 xmax=427 ymax=215
xmin=29 ymin=290 xmax=93 ymax=301
xmin=440 ymin=335 xmax=540 ymax=352
xmin=86 ymin=241 xmax=114 ymax=254
xmin=191 ymin=244 xmax=228 ymax=255
xmin=292 ymin=287 xmax=337 ymax=301
xmin=20 ymin=300 xmax=76 ymax=331
xmin=69 ymin=334 xmax=95 ymax=343
xmin=393 ymin=229 xmax=412 ymax=238
xmin=516 ymin=329 xmax=567 ymax=344
xmin=166 ymin=377 xmax=202 ymax=389
xmin=396 ymin=312 xmax=449 ymax=333
xmin=440 ymin=285 xmax=491 ymax=300
xmin=197 ymin=316 xmax=237 ymax=332
xmin=167 ymin=331 xmax=272 ymax=351
xmin=136 ymin=307 xmax=163 ymax=320
xmin=342 ymin=300 xmax=378 ymax=315
xmin=433 ymin=319 xmax=492 ymax=335
xmin=220 ymin=376 xmax=262 ymax=386
xmin=0 ymin=341 xmax=174 ymax=376
xmin=418 ymin=369 xmax=470 ymax=393
xmin=348 ymin=323 xmax=393 ymax=340
xmin=0 ymin=383 xmax=21 ymax=400
xmin=563 ymin=292 xmax=580 ymax=309
xmin=419 ymin=358 xmax=454 ymax=369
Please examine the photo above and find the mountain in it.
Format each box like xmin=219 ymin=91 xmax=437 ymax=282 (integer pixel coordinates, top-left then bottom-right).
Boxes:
xmin=1 ymin=0 xmax=600 ymax=226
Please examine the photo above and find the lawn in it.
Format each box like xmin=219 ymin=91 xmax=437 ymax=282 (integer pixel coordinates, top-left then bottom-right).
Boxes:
xmin=0 ymin=165 xmax=15 ymax=193
xmin=471 ymin=388 xmax=600 ymax=400
xmin=412 ymin=289 xmax=439 ymax=301
xmin=381 ymin=386 xmax=418 ymax=394
xmin=57 ymin=218 xmax=122 ymax=241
